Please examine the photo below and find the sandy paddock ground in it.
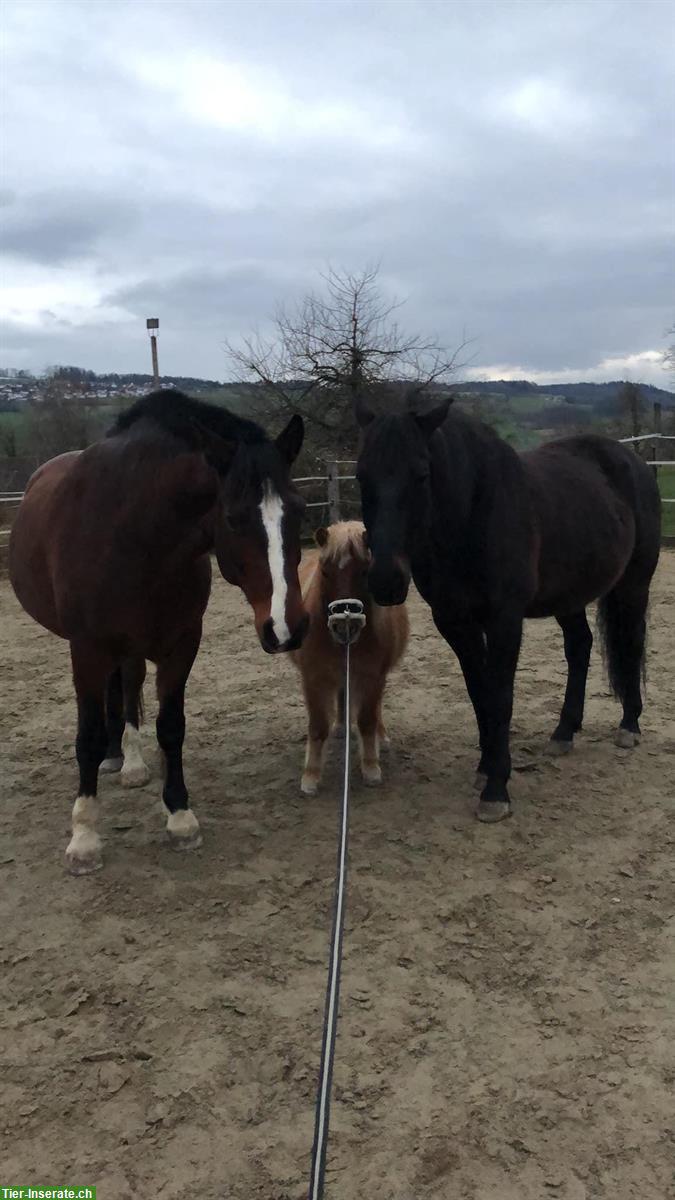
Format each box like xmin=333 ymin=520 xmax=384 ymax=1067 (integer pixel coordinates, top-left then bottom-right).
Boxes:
xmin=0 ymin=553 xmax=674 ymax=1200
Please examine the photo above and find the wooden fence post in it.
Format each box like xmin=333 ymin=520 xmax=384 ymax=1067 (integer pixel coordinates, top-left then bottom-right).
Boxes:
xmin=327 ymin=461 xmax=341 ymax=524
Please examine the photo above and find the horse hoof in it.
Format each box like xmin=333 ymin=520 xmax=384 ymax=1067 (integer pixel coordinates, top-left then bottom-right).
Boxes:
xmin=100 ymin=756 xmax=123 ymax=774
xmin=380 ymin=736 xmax=392 ymax=753
xmin=615 ymin=728 xmax=640 ymax=749
xmin=301 ymin=776 xmax=319 ymax=797
xmin=545 ymin=739 xmax=573 ymax=757
xmin=476 ymin=799 xmax=512 ymax=824
xmin=65 ymin=832 xmax=103 ymax=876
xmin=121 ymin=763 xmax=151 ymax=789
xmin=66 ymin=854 xmax=103 ymax=876
xmin=474 ymin=770 xmax=488 ymax=792
xmin=362 ymin=765 xmax=382 ymax=787
xmin=170 ymin=830 xmax=203 ymax=852
xmin=166 ymin=810 xmax=202 ymax=851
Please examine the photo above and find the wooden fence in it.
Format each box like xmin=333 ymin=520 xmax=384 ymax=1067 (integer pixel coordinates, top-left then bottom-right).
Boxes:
xmin=2 ymin=437 xmax=674 ymax=566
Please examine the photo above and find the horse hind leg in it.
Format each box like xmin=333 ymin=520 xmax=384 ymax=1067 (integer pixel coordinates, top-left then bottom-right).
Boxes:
xmin=333 ymin=685 xmax=346 ymax=738
xmin=156 ymin=628 xmax=202 ymax=850
xmin=377 ymin=698 xmax=391 ymax=752
xmin=101 ymin=666 xmax=124 ymax=774
xmin=120 ymin=656 xmax=150 ymax=788
xmin=546 ymin=611 xmax=593 ymax=756
xmin=66 ymin=642 xmax=113 ymax=875
xmin=598 ymin=583 xmax=649 ymax=749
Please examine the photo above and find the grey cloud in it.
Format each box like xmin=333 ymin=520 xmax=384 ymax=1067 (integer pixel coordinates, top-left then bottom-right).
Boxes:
xmin=0 ymin=191 xmax=140 ymax=264
xmin=1 ymin=0 xmax=672 ymax=383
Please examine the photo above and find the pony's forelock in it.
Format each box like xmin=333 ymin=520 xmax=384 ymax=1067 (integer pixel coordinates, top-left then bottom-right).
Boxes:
xmin=319 ymin=521 xmax=368 ymax=565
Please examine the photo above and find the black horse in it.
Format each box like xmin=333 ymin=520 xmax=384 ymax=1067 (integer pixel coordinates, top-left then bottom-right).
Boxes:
xmin=355 ymin=397 xmax=661 ymax=822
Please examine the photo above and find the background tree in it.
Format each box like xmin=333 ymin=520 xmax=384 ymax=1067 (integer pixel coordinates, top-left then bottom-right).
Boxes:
xmin=617 ymin=381 xmax=645 ymax=438
xmin=226 ymin=265 xmax=469 ymax=458
xmin=24 ymin=375 xmax=101 ymax=463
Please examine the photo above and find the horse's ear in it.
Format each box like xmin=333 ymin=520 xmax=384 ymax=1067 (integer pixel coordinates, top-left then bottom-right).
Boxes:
xmin=355 ymin=395 xmax=376 ymax=429
xmin=413 ymin=397 xmax=452 ymax=439
xmin=275 ymin=414 xmax=304 ymax=465
xmin=314 ymin=526 xmax=329 ymax=547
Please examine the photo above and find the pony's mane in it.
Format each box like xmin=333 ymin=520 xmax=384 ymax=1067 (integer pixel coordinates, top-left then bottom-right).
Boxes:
xmin=110 ymin=388 xmax=268 ymax=448
xmin=321 ymin=521 xmax=368 ymax=563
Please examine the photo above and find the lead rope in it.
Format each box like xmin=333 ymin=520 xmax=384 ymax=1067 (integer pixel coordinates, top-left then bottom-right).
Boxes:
xmin=308 ymin=599 xmax=366 ymax=1200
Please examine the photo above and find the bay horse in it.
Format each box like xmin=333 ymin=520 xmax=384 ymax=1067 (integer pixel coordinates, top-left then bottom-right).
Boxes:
xmin=291 ymin=521 xmax=409 ymax=795
xmin=355 ymin=397 xmax=661 ymax=822
xmin=9 ymin=389 xmax=309 ymax=873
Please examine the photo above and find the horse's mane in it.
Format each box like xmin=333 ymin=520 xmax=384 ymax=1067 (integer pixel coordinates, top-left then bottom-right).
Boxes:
xmin=320 ymin=521 xmax=368 ymax=563
xmin=110 ymin=389 xmax=268 ymax=448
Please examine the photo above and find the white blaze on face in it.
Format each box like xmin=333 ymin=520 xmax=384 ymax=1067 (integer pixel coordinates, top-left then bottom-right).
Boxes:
xmin=260 ymin=483 xmax=289 ymax=645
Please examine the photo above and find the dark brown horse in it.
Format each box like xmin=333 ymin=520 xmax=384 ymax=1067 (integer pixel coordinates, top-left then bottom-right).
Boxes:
xmin=10 ymin=389 xmax=309 ymax=873
xmin=355 ymin=397 xmax=661 ymax=822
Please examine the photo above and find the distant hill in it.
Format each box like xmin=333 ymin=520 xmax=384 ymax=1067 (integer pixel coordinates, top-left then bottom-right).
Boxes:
xmin=448 ymin=379 xmax=675 ymax=410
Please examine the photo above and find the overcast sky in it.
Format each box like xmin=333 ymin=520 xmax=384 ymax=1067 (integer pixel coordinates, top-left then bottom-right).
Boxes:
xmin=1 ymin=0 xmax=673 ymax=387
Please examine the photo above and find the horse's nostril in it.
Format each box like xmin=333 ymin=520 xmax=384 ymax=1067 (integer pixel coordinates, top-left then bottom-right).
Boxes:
xmin=261 ymin=618 xmax=279 ymax=653
xmin=276 ymin=613 xmax=310 ymax=653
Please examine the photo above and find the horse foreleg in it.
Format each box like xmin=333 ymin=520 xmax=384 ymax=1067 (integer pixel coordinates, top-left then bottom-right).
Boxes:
xmin=477 ymin=614 xmax=522 ymax=823
xmin=301 ymin=678 xmax=334 ymax=796
xmin=66 ymin=641 xmax=114 ymax=875
xmin=120 ymin=656 xmax=150 ymax=788
xmin=156 ymin=627 xmax=202 ymax=850
xmin=547 ymin=611 xmax=593 ymax=755
xmin=354 ymin=672 xmax=385 ymax=786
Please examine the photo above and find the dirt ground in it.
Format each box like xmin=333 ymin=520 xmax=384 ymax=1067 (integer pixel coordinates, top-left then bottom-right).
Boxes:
xmin=1 ymin=553 xmax=674 ymax=1200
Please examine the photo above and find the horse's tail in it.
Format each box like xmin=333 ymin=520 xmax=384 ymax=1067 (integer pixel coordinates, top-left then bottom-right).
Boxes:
xmin=592 ymin=438 xmax=660 ymax=705
xmin=597 ymin=588 xmax=648 ymax=704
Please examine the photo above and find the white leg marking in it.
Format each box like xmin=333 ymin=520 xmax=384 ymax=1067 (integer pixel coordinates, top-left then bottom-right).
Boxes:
xmin=65 ymin=795 xmax=103 ymax=875
xmin=260 ymin=485 xmax=290 ymax=645
xmin=121 ymin=724 xmax=150 ymax=788
xmin=166 ymin=807 xmax=202 ymax=850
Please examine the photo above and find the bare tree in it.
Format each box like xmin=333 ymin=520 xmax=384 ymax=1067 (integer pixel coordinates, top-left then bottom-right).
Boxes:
xmin=226 ymin=265 xmax=470 ymax=452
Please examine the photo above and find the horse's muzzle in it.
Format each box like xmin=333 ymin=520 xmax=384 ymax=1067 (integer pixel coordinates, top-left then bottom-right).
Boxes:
xmin=260 ymin=612 xmax=310 ymax=654
xmin=368 ymin=560 xmax=410 ymax=607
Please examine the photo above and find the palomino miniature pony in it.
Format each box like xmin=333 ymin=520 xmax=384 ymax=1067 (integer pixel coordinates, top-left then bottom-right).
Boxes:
xmin=355 ymin=397 xmax=661 ymax=823
xmin=291 ymin=521 xmax=409 ymax=795
xmin=10 ymin=389 xmax=309 ymax=873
